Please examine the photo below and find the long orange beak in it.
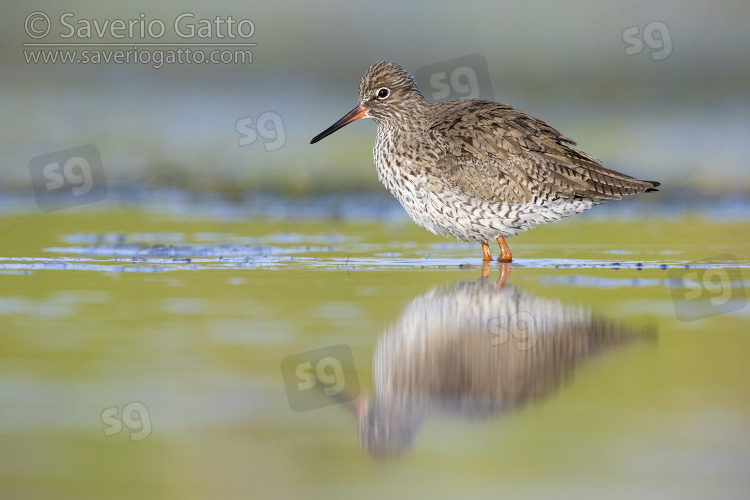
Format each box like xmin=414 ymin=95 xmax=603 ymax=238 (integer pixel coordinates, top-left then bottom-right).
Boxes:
xmin=310 ymin=104 xmax=369 ymax=144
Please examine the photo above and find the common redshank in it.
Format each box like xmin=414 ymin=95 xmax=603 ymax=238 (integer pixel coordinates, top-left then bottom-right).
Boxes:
xmin=311 ymin=61 xmax=660 ymax=262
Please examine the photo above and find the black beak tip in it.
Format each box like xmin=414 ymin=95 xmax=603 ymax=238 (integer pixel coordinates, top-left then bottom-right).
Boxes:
xmin=310 ymin=129 xmax=330 ymax=144
xmin=310 ymin=130 xmax=332 ymax=145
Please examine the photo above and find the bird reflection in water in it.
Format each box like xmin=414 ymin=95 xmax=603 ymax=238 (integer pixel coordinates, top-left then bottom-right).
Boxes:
xmin=340 ymin=266 xmax=652 ymax=458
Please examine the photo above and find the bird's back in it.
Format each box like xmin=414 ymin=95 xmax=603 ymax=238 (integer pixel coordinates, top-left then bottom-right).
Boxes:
xmin=424 ymin=99 xmax=659 ymax=205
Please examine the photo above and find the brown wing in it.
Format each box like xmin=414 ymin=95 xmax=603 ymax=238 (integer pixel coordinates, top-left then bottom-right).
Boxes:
xmin=427 ymin=100 xmax=659 ymax=204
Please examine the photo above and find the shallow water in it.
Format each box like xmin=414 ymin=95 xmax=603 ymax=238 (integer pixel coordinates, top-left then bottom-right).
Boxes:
xmin=1 ymin=202 xmax=749 ymax=499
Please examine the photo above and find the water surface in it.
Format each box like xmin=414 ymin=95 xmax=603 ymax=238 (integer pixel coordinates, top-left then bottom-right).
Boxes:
xmin=0 ymin=203 xmax=748 ymax=499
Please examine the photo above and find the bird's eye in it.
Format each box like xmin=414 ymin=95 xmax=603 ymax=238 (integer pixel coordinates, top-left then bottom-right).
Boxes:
xmin=376 ymin=87 xmax=390 ymax=99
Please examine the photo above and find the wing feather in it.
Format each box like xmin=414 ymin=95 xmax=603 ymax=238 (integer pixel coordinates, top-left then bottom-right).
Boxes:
xmin=426 ymin=100 xmax=659 ymax=204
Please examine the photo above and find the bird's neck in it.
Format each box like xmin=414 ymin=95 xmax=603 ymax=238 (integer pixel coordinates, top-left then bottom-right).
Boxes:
xmin=375 ymin=98 xmax=432 ymax=136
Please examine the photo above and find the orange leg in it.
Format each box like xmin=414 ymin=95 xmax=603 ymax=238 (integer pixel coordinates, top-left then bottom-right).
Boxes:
xmin=481 ymin=241 xmax=492 ymax=261
xmin=496 ymin=236 xmax=512 ymax=262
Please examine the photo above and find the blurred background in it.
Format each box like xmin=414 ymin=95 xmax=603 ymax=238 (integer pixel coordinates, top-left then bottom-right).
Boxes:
xmin=2 ymin=3 xmax=750 ymax=498
xmin=2 ymin=0 xmax=749 ymax=203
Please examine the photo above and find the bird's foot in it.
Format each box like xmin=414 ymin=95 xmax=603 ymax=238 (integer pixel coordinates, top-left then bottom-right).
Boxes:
xmin=481 ymin=241 xmax=493 ymax=262
xmin=496 ymin=235 xmax=513 ymax=262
